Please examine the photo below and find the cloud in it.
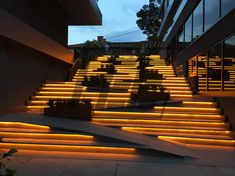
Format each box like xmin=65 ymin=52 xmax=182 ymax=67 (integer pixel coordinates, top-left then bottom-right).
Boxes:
xmin=68 ymin=0 xmax=149 ymax=44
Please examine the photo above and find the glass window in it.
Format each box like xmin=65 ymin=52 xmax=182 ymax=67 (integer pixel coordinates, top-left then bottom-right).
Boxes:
xmin=221 ymin=0 xmax=235 ymax=17
xmin=193 ymin=0 xmax=203 ymax=40
xmin=205 ymin=0 xmax=220 ymax=31
xmin=185 ymin=15 xmax=192 ymax=45
xmin=169 ymin=0 xmax=174 ymax=7
xmin=224 ymin=34 xmax=235 ymax=90
xmin=177 ymin=26 xmax=185 ymax=53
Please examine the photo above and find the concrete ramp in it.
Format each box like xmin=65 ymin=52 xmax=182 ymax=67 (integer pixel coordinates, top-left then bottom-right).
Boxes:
xmin=0 ymin=112 xmax=194 ymax=158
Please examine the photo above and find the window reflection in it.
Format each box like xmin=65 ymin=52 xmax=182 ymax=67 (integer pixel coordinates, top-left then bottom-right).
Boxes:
xmin=224 ymin=34 xmax=235 ymax=90
xmin=188 ymin=34 xmax=235 ymax=92
xmin=185 ymin=15 xmax=192 ymax=45
xmin=204 ymin=0 xmax=220 ymax=31
xmin=221 ymin=0 xmax=235 ymax=17
xmin=193 ymin=0 xmax=203 ymax=40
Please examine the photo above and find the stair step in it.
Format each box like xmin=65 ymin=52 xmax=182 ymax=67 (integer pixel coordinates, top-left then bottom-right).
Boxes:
xmin=0 ymin=132 xmax=93 ymax=141
xmin=31 ymin=96 xmax=130 ymax=102
xmin=0 ymin=122 xmax=50 ymax=130
xmin=122 ymin=127 xmax=232 ymax=139
xmin=0 ymin=143 xmax=136 ymax=154
xmin=35 ymin=92 xmax=131 ymax=98
xmin=182 ymin=101 xmax=217 ymax=107
xmin=154 ymin=106 xmax=221 ymax=114
xmin=93 ymin=111 xmax=224 ymax=122
xmin=158 ymin=136 xmax=235 ymax=147
xmin=92 ymin=118 xmax=228 ymax=129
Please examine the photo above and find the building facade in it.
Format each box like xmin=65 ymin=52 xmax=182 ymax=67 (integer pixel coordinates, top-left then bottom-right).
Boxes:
xmin=158 ymin=0 xmax=235 ymax=92
xmin=0 ymin=0 xmax=101 ymax=110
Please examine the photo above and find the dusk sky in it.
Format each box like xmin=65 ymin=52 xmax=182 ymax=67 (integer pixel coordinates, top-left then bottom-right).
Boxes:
xmin=68 ymin=0 xmax=149 ymax=45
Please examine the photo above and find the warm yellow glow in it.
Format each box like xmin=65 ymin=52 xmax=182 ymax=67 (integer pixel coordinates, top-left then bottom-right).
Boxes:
xmin=183 ymin=101 xmax=214 ymax=105
xmin=43 ymin=84 xmax=86 ymax=88
xmin=26 ymin=105 xmax=48 ymax=109
xmin=33 ymin=96 xmax=130 ymax=101
xmin=36 ymin=92 xmax=130 ymax=97
xmin=94 ymin=111 xmax=222 ymax=118
xmin=121 ymin=127 xmax=231 ymax=135
xmin=0 ymin=143 xmax=136 ymax=154
xmin=154 ymin=106 xmax=219 ymax=111
xmin=92 ymin=118 xmax=225 ymax=126
xmin=0 ymin=122 xmax=50 ymax=130
xmin=0 ymin=132 xmax=93 ymax=140
xmin=158 ymin=136 xmax=235 ymax=144
xmin=41 ymin=87 xmax=87 ymax=91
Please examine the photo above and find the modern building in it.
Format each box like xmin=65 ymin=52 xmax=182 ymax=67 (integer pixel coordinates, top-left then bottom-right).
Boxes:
xmin=158 ymin=0 xmax=235 ymax=93
xmin=0 ymin=0 xmax=102 ymax=111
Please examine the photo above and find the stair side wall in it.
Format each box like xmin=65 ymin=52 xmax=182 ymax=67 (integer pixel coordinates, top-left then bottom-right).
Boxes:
xmin=0 ymin=35 xmax=71 ymax=110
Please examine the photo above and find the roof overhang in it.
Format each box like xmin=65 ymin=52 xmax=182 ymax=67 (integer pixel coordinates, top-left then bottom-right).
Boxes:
xmin=57 ymin=0 xmax=102 ymax=25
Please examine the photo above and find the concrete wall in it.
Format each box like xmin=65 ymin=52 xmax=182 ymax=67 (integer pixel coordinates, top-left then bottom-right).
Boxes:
xmin=0 ymin=0 xmax=68 ymax=47
xmin=216 ymin=97 xmax=235 ymax=130
xmin=0 ymin=35 xmax=71 ymax=109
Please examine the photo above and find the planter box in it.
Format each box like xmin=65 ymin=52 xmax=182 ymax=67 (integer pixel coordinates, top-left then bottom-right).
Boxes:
xmin=44 ymin=104 xmax=92 ymax=121
xmin=133 ymin=90 xmax=170 ymax=103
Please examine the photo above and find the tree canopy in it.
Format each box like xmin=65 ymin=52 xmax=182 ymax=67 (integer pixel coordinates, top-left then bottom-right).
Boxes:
xmin=136 ymin=0 xmax=161 ymax=41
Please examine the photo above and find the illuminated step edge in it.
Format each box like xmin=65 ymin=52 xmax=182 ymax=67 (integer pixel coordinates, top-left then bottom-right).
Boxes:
xmin=158 ymin=136 xmax=235 ymax=147
xmin=31 ymin=96 xmax=130 ymax=101
xmin=121 ymin=127 xmax=231 ymax=136
xmin=41 ymin=84 xmax=191 ymax=90
xmin=35 ymin=92 xmax=131 ymax=97
xmin=1 ymin=138 xmax=96 ymax=146
xmin=0 ymin=122 xmax=50 ymax=130
xmin=154 ymin=106 xmax=220 ymax=113
xmin=93 ymin=113 xmax=224 ymax=121
xmin=92 ymin=119 xmax=228 ymax=129
xmin=94 ymin=111 xmax=223 ymax=118
xmin=122 ymin=128 xmax=231 ymax=140
xmin=92 ymin=122 xmax=227 ymax=131
xmin=0 ymin=132 xmax=93 ymax=140
xmin=0 ymin=143 xmax=136 ymax=154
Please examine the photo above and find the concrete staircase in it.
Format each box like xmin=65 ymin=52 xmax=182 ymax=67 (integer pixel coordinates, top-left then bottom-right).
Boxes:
xmin=1 ymin=55 xmax=234 ymax=156
xmin=0 ymin=121 xmax=139 ymax=155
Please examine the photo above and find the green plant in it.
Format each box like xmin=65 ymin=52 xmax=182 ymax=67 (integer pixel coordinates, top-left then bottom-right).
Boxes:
xmin=0 ymin=148 xmax=17 ymax=176
xmin=158 ymin=85 xmax=165 ymax=93
xmin=136 ymin=0 xmax=161 ymax=41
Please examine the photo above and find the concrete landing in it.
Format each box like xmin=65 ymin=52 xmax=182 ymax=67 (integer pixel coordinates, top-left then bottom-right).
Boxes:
xmin=0 ymin=112 xmax=194 ymax=158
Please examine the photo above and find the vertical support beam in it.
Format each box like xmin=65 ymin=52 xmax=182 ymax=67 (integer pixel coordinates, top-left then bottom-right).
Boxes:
xmin=221 ymin=42 xmax=224 ymax=91
xmin=206 ymin=51 xmax=209 ymax=91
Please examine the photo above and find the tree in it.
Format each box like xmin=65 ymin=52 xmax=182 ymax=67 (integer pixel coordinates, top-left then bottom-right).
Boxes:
xmin=136 ymin=0 xmax=161 ymax=41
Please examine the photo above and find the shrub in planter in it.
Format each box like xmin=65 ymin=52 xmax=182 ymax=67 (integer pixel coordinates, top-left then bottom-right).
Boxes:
xmin=44 ymin=99 xmax=92 ymax=120
xmin=96 ymin=64 xmax=116 ymax=74
xmin=132 ymin=84 xmax=170 ymax=103
xmin=141 ymin=69 xmax=163 ymax=80
xmin=82 ymin=75 xmax=109 ymax=89
xmin=106 ymin=57 xmax=122 ymax=65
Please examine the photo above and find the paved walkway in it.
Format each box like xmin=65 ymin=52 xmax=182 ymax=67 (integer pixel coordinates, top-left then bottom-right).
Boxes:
xmin=3 ymin=147 xmax=235 ymax=176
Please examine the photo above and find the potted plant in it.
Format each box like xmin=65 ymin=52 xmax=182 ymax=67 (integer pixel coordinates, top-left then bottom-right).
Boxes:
xmin=44 ymin=99 xmax=92 ymax=121
xmin=82 ymin=75 xmax=109 ymax=89
xmin=132 ymin=84 xmax=170 ymax=103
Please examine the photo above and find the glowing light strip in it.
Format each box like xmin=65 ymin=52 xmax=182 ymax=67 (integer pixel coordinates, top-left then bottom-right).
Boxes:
xmin=0 ymin=122 xmax=50 ymax=130
xmin=0 ymin=143 xmax=136 ymax=154
xmin=33 ymin=96 xmax=130 ymax=101
xmin=94 ymin=111 xmax=223 ymax=118
xmin=158 ymin=136 xmax=235 ymax=144
xmin=154 ymin=107 xmax=218 ymax=111
xmin=121 ymin=127 xmax=231 ymax=134
xmin=0 ymin=132 xmax=93 ymax=140
xmin=92 ymin=118 xmax=225 ymax=126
